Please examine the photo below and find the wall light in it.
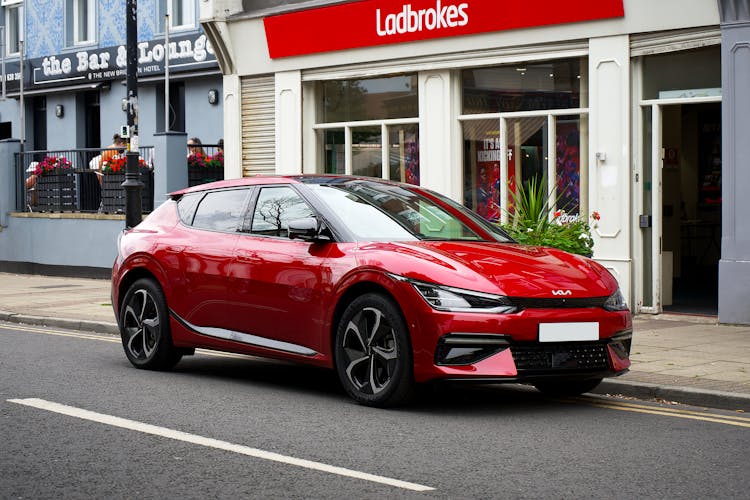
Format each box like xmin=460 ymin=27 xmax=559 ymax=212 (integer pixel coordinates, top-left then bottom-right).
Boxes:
xmin=207 ymin=89 xmax=219 ymax=105
xmin=55 ymin=105 xmax=64 ymax=118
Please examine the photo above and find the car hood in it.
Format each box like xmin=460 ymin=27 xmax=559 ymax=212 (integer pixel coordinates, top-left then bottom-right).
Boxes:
xmin=359 ymin=241 xmax=617 ymax=298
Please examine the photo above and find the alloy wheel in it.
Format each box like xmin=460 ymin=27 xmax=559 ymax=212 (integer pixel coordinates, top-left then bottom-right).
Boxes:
xmin=340 ymin=306 xmax=399 ymax=395
xmin=122 ymin=288 xmax=161 ymax=361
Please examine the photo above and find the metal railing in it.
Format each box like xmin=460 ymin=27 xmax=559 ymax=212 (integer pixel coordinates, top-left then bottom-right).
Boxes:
xmin=15 ymin=147 xmax=155 ymax=214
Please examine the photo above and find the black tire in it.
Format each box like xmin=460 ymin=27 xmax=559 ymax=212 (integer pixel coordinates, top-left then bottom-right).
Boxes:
xmin=334 ymin=293 xmax=414 ymax=407
xmin=532 ymin=377 xmax=603 ymax=397
xmin=119 ymin=278 xmax=182 ymax=370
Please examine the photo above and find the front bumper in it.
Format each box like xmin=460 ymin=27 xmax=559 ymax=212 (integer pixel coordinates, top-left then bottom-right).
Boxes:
xmin=428 ymin=330 xmax=632 ymax=382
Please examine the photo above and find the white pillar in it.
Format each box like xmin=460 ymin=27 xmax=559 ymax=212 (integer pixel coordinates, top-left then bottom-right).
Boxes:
xmin=419 ymin=70 xmax=460 ymax=201
xmin=222 ymin=74 xmax=242 ymax=179
xmin=275 ymin=70 xmax=302 ymax=175
xmin=588 ymin=35 xmax=632 ymax=301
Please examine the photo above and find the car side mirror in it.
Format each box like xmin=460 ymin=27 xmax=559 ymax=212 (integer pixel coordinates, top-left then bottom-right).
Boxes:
xmin=288 ymin=217 xmax=330 ymax=243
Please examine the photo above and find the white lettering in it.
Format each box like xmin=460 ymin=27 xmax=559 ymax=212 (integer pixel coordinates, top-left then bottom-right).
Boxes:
xmin=42 ymin=56 xmax=73 ymax=76
xmin=376 ymin=1 xmax=469 ymax=37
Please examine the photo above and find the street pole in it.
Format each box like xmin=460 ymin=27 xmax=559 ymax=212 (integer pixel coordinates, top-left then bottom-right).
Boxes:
xmin=124 ymin=0 xmax=142 ymax=228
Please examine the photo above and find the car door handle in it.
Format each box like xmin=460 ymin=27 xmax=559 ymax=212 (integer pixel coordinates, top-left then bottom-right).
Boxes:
xmin=236 ymin=250 xmax=258 ymax=263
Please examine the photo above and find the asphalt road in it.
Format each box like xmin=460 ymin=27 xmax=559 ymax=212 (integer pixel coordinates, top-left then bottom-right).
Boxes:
xmin=1 ymin=321 xmax=748 ymax=499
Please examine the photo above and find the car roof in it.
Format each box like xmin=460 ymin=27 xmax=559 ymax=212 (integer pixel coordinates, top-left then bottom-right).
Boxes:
xmin=169 ymin=174 xmax=406 ymax=197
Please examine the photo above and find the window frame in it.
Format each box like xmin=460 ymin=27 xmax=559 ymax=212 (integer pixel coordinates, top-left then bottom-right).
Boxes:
xmin=159 ymin=0 xmax=196 ymax=33
xmin=459 ymin=57 xmax=589 ymax=224
xmin=311 ymin=74 xmax=420 ymax=184
xmin=67 ymin=0 xmax=96 ymax=46
xmin=3 ymin=2 xmax=22 ymax=57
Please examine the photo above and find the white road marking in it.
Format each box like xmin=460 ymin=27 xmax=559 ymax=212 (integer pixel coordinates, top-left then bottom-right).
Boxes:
xmin=7 ymin=398 xmax=434 ymax=492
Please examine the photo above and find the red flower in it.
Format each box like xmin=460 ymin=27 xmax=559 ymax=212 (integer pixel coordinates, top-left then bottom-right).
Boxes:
xmin=591 ymin=211 xmax=601 ymax=221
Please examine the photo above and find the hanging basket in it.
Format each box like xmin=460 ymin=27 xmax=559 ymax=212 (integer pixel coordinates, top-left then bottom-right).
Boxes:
xmin=35 ymin=170 xmax=76 ymax=212
xmin=101 ymin=167 xmax=154 ymax=214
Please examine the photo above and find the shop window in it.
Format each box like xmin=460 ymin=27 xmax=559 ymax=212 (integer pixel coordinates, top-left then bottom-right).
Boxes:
xmin=641 ymin=46 xmax=721 ymax=100
xmin=461 ymin=58 xmax=588 ymax=223
xmin=66 ymin=0 xmax=96 ymax=46
xmin=3 ymin=1 xmax=22 ymax=56
xmin=463 ymin=59 xmax=581 ymax=114
xmin=158 ymin=0 xmax=195 ymax=31
xmin=315 ymin=74 xmax=420 ymax=185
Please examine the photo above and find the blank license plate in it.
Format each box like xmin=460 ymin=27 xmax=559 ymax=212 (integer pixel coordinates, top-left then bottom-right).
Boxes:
xmin=539 ymin=322 xmax=599 ymax=342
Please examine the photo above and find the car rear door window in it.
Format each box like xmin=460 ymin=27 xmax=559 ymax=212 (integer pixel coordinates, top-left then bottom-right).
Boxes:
xmin=191 ymin=189 xmax=249 ymax=232
xmin=250 ymin=186 xmax=315 ymax=238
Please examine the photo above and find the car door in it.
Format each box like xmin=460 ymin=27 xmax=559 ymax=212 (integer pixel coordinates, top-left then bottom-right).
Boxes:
xmin=227 ymin=185 xmax=335 ymax=356
xmin=166 ymin=187 xmax=250 ymax=330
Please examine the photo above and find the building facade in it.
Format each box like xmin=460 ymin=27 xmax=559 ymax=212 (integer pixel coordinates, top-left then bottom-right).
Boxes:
xmin=201 ymin=0 xmax=750 ymax=324
xmin=0 ymin=0 xmax=223 ymax=153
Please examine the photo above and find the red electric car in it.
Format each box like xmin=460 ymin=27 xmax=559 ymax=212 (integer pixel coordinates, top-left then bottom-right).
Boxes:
xmin=112 ymin=175 xmax=631 ymax=407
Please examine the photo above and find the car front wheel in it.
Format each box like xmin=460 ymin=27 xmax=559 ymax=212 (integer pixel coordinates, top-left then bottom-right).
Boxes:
xmin=119 ymin=278 xmax=182 ymax=370
xmin=335 ymin=293 xmax=413 ymax=407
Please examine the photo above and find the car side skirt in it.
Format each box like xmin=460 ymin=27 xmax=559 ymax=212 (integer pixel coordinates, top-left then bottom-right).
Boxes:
xmin=170 ymin=310 xmax=319 ymax=357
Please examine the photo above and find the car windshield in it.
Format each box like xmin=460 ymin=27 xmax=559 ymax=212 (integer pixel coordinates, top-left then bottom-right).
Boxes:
xmin=309 ymin=181 xmax=487 ymax=242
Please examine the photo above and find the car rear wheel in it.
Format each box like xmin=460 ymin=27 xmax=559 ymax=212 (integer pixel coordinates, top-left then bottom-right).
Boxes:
xmin=335 ymin=293 xmax=413 ymax=407
xmin=532 ymin=377 xmax=603 ymax=397
xmin=119 ymin=278 xmax=182 ymax=370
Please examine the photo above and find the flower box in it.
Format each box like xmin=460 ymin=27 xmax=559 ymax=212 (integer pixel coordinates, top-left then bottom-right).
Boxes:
xmin=101 ymin=167 xmax=154 ymax=214
xmin=35 ymin=170 xmax=76 ymax=212
xmin=188 ymin=165 xmax=224 ymax=187
xmin=187 ymin=151 xmax=224 ymax=187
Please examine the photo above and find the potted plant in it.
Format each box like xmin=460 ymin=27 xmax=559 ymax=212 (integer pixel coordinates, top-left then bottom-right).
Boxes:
xmin=499 ymin=176 xmax=599 ymax=257
xmin=34 ymin=156 xmax=75 ymax=212
xmin=101 ymin=156 xmax=154 ymax=213
xmin=188 ymin=150 xmax=224 ymax=187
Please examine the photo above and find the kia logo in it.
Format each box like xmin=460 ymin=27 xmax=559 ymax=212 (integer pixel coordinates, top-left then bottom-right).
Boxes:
xmin=551 ymin=290 xmax=572 ymax=296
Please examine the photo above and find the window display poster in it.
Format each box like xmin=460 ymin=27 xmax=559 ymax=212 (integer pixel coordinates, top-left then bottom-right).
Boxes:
xmin=555 ymin=120 xmax=580 ymax=216
xmin=475 ymin=136 xmax=515 ymax=222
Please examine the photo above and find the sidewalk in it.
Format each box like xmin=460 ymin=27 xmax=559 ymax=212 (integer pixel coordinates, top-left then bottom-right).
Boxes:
xmin=1 ymin=272 xmax=748 ymax=411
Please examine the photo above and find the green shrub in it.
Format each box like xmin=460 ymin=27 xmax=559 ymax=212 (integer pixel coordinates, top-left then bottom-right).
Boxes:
xmin=498 ymin=176 xmax=599 ymax=257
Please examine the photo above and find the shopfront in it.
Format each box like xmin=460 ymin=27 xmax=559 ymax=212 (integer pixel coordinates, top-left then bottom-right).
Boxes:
xmin=202 ymin=0 xmax=748 ymax=322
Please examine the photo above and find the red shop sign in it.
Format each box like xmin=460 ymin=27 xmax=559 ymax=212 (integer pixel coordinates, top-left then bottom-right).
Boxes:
xmin=264 ymin=0 xmax=624 ymax=58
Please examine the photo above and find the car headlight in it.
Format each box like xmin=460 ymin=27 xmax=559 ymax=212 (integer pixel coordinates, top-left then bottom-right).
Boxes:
xmin=410 ymin=281 xmax=518 ymax=314
xmin=603 ymin=288 xmax=629 ymax=312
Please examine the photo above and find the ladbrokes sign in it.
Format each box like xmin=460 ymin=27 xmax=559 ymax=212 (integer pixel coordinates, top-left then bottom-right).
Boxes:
xmin=375 ymin=1 xmax=469 ymax=37
xmin=264 ymin=0 xmax=624 ymax=58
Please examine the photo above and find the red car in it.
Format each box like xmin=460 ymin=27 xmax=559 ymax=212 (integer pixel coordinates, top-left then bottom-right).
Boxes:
xmin=112 ymin=175 xmax=631 ymax=407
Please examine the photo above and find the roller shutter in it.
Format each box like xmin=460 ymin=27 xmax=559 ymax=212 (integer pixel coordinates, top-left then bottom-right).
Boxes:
xmin=240 ymin=75 xmax=275 ymax=177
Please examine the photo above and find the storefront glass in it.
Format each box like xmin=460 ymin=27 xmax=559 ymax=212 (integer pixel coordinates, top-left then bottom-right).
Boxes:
xmin=316 ymin=75 xmax=418 ymax=123
xmin=463 ymin=59 xmax=581 ymax=114
xmin=315 ymin=74 xmax=420 ymax=184
xmin=388 ymin=124 xmax=419 ymax=185
xmin=461 ymin=58 xmax=587 ymax=222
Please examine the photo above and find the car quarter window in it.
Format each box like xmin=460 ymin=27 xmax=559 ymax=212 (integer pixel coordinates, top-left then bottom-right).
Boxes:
xmin=250 ymin=186 xmax=315 ymax=238
xmin=191 ymin=189 xmax=250 ymax=232
xmin=177 ymin=192 xmax=203 ymax=225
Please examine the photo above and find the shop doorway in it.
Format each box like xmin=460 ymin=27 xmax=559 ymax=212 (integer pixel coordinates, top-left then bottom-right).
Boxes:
xmin=639 ymin=99 xmax=721 ymax=316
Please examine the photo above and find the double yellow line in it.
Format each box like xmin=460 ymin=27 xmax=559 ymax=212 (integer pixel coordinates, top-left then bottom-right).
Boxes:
xmin=574 ymin=396 xmax=750 ymax=428
xmin=3 ymin=322 xmax=749 ymax=428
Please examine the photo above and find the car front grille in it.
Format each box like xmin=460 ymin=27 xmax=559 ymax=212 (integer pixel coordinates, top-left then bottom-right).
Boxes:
xmin=508 ymin=297 xmax=609 ymax=309
xmin=511 ymin=343 xmax=610 ymax=372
